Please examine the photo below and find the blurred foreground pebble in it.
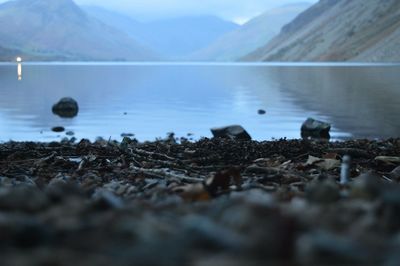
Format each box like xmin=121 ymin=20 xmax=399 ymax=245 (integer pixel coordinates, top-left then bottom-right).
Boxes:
xmin=0 ymin=138 xmax=400 ymax=265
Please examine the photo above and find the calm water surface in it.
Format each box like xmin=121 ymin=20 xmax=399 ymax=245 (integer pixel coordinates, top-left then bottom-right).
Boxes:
xmin=0 ymin=63 xmax=399 ymax=142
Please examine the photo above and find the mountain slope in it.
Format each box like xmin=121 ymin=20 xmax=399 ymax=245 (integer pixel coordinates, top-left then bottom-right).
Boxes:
xmin=143 ymin=16 xmax=239 ymax=59
xmin=82 ymin=6 xmax=143 ymax=39
xmin=0 ymin=0 xmax=156 ymax=61
xmin=191 ymin=3 xmax=311 ymax=61
xmin=0 ymin=45 xmax=21 ymax=61
xmin=244 ymin=0 xmax=400 ymax=62
xmin=84 ymin=7 xmax=239 ymax=59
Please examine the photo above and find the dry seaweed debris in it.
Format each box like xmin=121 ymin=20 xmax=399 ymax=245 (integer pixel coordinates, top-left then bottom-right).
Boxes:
xmin=0 ymin=138 xmax=400 ymax=266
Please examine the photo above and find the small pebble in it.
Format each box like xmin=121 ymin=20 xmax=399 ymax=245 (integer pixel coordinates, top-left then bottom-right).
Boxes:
xmin=258 ymin=109 xmax=266 ymax=115
xmin=121 ymin=133 xmax=135 ymax=137
xmin=51 ymin=126 xmax=65 ymax=133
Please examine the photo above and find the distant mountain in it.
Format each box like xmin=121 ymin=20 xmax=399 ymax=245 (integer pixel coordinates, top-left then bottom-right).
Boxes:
xmin=84 ymin=6 xmax=239 ymax=59
xmin=0 ymin=45 xmax=20 ymax=61
xmin=0 ymin=44 xmax=65 ymax=61
xmin=82 ymin=6 xmax=143 ymax=39
xmin=244 ymin=0 xmax=400 ymax=62
xmin=142 ymin=16 xmax=239 ymax=59
xmin=191 ymin=3 xmax=311 ymax=61
xmin=0 ymin=0 xmax=156 ymax=61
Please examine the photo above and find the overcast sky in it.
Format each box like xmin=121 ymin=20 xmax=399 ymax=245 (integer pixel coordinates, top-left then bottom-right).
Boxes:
xmin=1 ymin=0 xmax=318 ymax=23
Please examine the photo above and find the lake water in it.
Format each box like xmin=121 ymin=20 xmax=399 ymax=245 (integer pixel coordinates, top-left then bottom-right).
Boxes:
xmin=0 ymin=62 xmax=399 ymax=142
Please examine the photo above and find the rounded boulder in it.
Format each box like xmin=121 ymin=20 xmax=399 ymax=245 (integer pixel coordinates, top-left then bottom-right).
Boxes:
xmin=52 ymin=97 xmax=79 ymax=118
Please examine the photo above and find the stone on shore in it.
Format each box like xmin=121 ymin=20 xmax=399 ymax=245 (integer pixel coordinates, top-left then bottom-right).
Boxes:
xmin=211 ymin=125 xmax=251 ymax=141
xmin=301 ymin=118 xmax=331 ymax=138
xmin=0 ymin=138 xmax=399 ymax=265
xmin=52 ymin=97 xmax=79 ymax=118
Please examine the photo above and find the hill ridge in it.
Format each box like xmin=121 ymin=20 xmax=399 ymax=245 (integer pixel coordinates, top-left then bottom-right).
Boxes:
xmin=243 ymin=0 xmax=400 ymax=62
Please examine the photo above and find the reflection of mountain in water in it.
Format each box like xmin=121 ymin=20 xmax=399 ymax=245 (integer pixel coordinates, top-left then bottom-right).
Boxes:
xmin=0 ymin=64 xmax=399 ymax=141
xmin=0 ymin=64 xmax=272 ymax=141
xmin=0 ymin=64 xmax=151 ymax=132
xmin=259 ymin=66 xmax=400 ymax=139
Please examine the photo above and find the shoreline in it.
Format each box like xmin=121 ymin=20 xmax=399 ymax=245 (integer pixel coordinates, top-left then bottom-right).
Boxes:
xmin=0 ymin=138 xmax=399 ymax=265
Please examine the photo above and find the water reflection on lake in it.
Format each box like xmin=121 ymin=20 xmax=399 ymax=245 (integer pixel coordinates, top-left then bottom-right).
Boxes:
xmin=0 ymin=63 xmax=399 ymax=142
xmin=17 ymin=63 xmax=22 ymax=80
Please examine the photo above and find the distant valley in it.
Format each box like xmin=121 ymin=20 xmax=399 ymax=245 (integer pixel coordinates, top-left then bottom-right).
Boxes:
xmin=0 ymin=0 xmax=312 ymax=62
xmin=191 ymin=3 xmax=311 ymax=61
xmin=84 ymin=6 xmax=239 ymax=59
xmin=0 ymin=0 xmax=240 ymax=61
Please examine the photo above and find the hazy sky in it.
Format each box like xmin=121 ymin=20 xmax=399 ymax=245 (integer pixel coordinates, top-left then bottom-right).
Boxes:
xmin=0 ymin=0 xmax=317 ymax=23
xmin=84 ymin=0 xmax=318 ymax=23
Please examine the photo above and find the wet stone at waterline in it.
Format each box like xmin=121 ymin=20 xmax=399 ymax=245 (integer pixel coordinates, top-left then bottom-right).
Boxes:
xmin=301 ymin=118 xmax=331 ymax=139
xmin=52 ymin=97 xmax=79 ymax=118
xmin=211 ymin=125 xmax=252 ymax=141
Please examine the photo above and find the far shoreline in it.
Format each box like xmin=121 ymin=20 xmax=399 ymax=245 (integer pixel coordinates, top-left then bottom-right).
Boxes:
xmin=1 ymin=61 xmax=400 ymax=67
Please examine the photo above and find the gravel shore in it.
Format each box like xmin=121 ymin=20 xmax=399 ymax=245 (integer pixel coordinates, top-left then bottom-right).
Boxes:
xmin=1 ymin=137 xmax=400 ymax=266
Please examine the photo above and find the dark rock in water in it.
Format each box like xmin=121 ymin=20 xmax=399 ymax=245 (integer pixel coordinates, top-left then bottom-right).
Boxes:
xmin=65 ymin=131 xmax=74 ymax=136
xmin=52 ymin=97 xmax=79 ymax=118
xmin=301 ymin=118 xmax=331 ymax=139
xmin=211 ymin=125 xmax=251 ymax=141
xmin=51 ymin=126 xmax=65 ymax=133
xmin=258 ymin=109 xmax=266 ymax=115
xmin=121 ymin=133 xmax=135 ymax=138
